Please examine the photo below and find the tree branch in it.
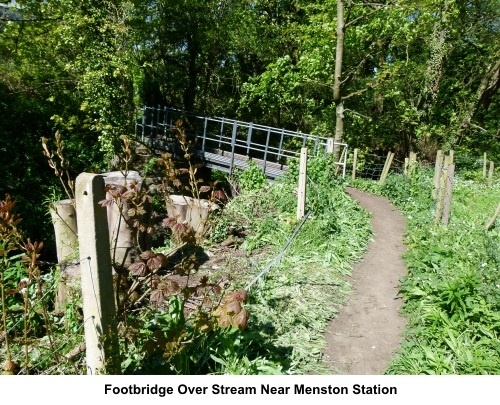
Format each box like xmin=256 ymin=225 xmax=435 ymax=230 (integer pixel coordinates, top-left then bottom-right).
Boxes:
xmin=345 ymin=6 xmax=387 ymax=28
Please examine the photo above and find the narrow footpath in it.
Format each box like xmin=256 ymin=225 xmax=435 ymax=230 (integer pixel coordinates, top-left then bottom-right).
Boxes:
xmin=325 ymin=188 xmax=408 ymax=374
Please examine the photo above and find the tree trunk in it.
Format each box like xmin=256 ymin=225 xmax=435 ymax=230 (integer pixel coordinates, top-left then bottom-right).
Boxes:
xmin=333 ymin=0 xmax=345 ymax=161
xmin=458 ymin=57 xmax=500 ymax=139
xmin=183 ymin=33 xmax=200 ymax=112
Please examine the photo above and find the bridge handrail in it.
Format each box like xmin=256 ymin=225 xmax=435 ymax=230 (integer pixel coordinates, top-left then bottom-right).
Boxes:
xmin=135 ymin=105 xmax=349 ymax=178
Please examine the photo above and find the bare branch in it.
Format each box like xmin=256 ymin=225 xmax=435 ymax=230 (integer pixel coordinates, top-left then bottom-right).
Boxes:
xmin=344 ymin=108 xmax=371 ymax=120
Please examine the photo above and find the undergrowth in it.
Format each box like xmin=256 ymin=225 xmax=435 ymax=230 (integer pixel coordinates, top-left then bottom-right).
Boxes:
xmin=216 ymin=157 xmax=372 ymax=373
xmin=351 ymin=167 xmax=500 ymax=374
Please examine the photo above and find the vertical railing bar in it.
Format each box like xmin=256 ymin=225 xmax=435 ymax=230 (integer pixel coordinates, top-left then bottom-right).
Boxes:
xmin=219 ymin=118 xmax=225 ymax=149
xmin=302 ymin=132 xmax=307 ymax=149
xmin=343 ymin=145 xmax=348 ymax=178
xmin=141 ymin=107 xmax=145 ymax=143
xmin=277 ymin=129 xmax=285 ymax=164
xmin=202 ymin=117 xmax=208 ymax=154
xmin=155 ymin=104 xmax=160 ymax=143
xmin=163 ymin=105 xmax=167 ymax=137
xmin=134 ymin=108 xmax=138 ymax=141
xmin=263 ymin=129 xmax=271 ymax=174
xmin=246 ymin=123 xmax=253 ymax=156
xmin=313 ymin=134 xmax=319 ymax=155
xmin=229 ymin=122 xmax=237 ymax=175
xmin=150 ymin=107 xmax=154 ymax=149
xmin=169 ymin=106 xmax=173 ymax=128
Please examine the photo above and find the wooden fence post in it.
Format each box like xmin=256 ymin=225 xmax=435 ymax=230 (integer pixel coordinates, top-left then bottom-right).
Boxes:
xmin=352 ymin=148 xmax=358 ymax=181
xmin=408 ymin=151 xmax=417 ymax=178
xmin=327 ymin=138 xmax=334 ymax=154
xmin=297 ymin=148 xmax=307 ymax=220
xmin=433 ymin=150 xmax=444 ymax=200
xmin=404 ymin=158 xmax=409 ymax=176
xmin=442 ymin=163 xmax=455 ymax=225
xmin=488 ymin=161 xmax=494 ymax=187
xmin=435 ymin=156 xmax=450 ymax=223
xmin=485 ymin=201 xmax=500 ymax=231
xmin=483 ymin=153 xmax=487 ymax=178
xmin=379 ymin=151 xmax=391 ymax=184
xmin=449 ymin=149 xmax=454 ymax=164
xmin=379 ymin=152 xmax=394 ymax=186
xmin=76 ymin=173 xmax=120 ymax=375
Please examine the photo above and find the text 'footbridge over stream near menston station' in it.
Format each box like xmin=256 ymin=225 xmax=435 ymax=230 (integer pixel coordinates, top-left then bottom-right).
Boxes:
xmin=135 ymin=106 xmax=349 ymax=180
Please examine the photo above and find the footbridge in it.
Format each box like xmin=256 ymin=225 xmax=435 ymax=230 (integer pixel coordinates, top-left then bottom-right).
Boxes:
xmin=135 ymin=106 xmax=348 ymax=179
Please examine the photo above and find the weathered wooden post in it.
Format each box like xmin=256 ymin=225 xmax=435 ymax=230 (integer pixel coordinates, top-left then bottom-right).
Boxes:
xmin=379 ymin=152 xmax=394 ymax=186
xmin=76 ymin=173 xmax=120 ymax=375
xmin=433 ymin=150 xmax=444 ymax=200
xmin=441 ymin=163 xmax=455 ymax=225
xmin=297 ymin=148 xmax=307 ymax=220
xmin=408 ymin=151 xmax=417 ymax=178
xmin=488 ymin=161 xmax=494 ymax=187
xmin=351 ymin=148 xmax=358 ymax=181
xmin=485 ymin=201 xmax=500 ymax=231
xmin=483 ymin=153 xmax=487 ymax=178
xmin=327 ymin=138 xmax=334 ymax=154
xmin=404 ymin=158 xmax=409 ymax=176
xmin=435 ymin=155 xmax=450 ymax=223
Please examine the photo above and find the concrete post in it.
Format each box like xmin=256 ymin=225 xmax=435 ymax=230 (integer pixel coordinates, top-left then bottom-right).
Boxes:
xmin=50 ymin=199 xmax=78 ymax=263
xmin=50 ymin=199 xmax=78 ymax=312
xmin=76 ymin=173 xmax=120 ymax=375
xmin=102 ymin=171 xmax=145 ymax=269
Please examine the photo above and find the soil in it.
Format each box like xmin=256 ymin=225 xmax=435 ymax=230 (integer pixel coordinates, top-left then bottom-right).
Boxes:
xmin=324 ymin=187 xmax=408 ymax=374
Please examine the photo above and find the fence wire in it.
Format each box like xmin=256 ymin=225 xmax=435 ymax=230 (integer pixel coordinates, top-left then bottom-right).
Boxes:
xmin=347 ymin=153 xmax=405 ymax=180
xmin=347 ymin=151 xmax=497 ymax=225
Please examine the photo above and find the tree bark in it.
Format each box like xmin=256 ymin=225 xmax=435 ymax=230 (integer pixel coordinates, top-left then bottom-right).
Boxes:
xmin=458 ymin=57 xmax=500 ymax=139
xmin=333 ymin=0 xmax=345 ymax=161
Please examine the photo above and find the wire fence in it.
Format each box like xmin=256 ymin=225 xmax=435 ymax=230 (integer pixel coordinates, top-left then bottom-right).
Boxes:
xmin=348 ymin=149 xmax=498 ymax=225
xmin=346 ymin=152 xmax=405 ymax=180
xmin=348 ymin=150 xmax=497 ymax=183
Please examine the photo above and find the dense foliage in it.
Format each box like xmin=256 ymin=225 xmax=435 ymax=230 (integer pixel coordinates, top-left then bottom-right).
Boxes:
xmin=1 ymin=0 xmax=499 ymax=375
xmin=1 ymin=0 xmax=498 ymax=244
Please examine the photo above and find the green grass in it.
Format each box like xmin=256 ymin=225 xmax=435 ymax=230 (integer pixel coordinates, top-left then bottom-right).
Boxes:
xmin=213 ymin=158 xmax=372 ymax=374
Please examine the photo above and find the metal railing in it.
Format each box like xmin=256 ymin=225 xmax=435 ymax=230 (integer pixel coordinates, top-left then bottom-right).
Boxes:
xmin=135 ymin=105 xmax=348 ymax=178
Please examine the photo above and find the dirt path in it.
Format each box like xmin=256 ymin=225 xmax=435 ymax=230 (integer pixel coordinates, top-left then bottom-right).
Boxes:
xmin=324 ymin=188 xmax=408 ymax=374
